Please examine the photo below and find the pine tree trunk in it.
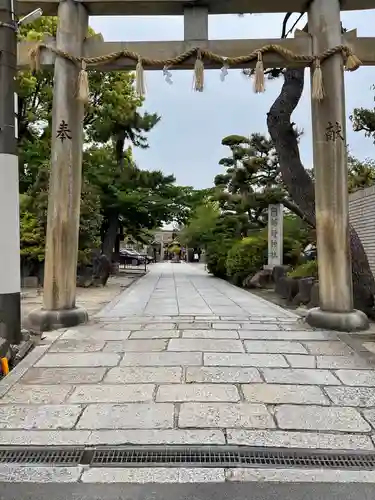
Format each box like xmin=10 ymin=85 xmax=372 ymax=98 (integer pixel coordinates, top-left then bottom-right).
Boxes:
xmin=267 ymin=68 xmax=375 ymax=316
xmin=101 ymin=211 xmax=118 ymax=260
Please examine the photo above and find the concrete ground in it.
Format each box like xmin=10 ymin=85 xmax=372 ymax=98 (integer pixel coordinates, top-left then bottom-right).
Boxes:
xmin=21 ymin=273 xmax=140 ymax=329
xmin=2 ymin=262 xmax=375 ymax=483
xmin=2 ymin=482 xmax=375 ymax=499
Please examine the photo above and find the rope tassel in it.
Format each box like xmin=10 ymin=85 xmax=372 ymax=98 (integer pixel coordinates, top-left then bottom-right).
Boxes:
xmin=254 ymin=51 xmax=265 ymax=93
xmin=136 ymin=57 xmax=146 ymax=97
xmin=77 ymin=61 xmax=89 ymax=103
xmin=312 ymin=58 xmax=324 ymax=101
xmin=193 ymin=51 xmax=204 ymax=92
xmin=29 ymin=43 xmax=42 ymax=73
xmin=344 ymin=49 xmax=361 ymax=71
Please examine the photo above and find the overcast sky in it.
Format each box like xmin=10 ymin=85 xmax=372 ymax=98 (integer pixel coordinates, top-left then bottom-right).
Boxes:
xmin=90 ymin=10 xmax=375 ymax=189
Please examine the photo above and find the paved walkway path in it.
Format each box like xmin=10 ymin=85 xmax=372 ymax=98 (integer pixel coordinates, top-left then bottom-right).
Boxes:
xmin=1 ymin=263 xmax=375 ymax=471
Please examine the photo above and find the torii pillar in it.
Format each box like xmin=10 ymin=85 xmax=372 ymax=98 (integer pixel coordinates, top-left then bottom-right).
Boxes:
xmin=305 ymin=0 xmax=369 ymax=331
xmin=29 ymin=0 xmax=88 ymax=331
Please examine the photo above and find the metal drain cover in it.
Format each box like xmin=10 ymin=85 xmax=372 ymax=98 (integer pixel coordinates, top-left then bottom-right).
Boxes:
xmin=0 ymin=447 xmax=85 ymax=466
xmin=89 ymin=446 xmax=375 ymax=470
xmin=1 ymin=445 xmax=375 ymax=470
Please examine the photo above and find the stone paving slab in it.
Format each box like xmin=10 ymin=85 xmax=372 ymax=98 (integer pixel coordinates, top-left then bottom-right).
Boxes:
xmin=104 ymin=366 xmax=182 ymax=384
xmin=20 ymin=367 xmax=107 ymax=385
xmin=324 ymin=386 xmax=375 ymax=407
xmin=81 ymin=467 xmax=225 ymax=483
xmin=241 ymin=384 xmax=329 ymax=405
xmin=76 ymin=403 xmax=174 ymax=429
xmin=87 ymin=429 xmax=226 ymax=445
xmin=182 ymin=329 xmax=239 ymax=338
xmin=1 ymin=263 xmax=375 ymax=451
xmin=285 ymin=354 xmax=316 ymax=368
xmin=239 ymin=330 xmax=335 ymax=340
xmin=303 ymin=341 xmax=354 ymax=356
xmin=316 ymin=355 xmax=371 ymax=370
xmin=275 ymin=404 xmax=371 ymax=432
xmin=226 ymin=429 xmax=374 ymax=450
xmin=35 ymin=353 xmax=121 ymax=368
xmin=60 ymin=329 xmax=131 ymax=340
xmin=0 ymin=430 xmax=92 ymax=445
xmin=178 ymin=402 xmax=275 ymax=429
xmin=156 ymin=384 xmax=240 ymax=402
xmin=261 ymin=368 xmax=341 ymax=385
xmin=121 ymin=351 xmax=203 ymax=366
xmin=226 ymin=468 xmax=375 ymax=483
xmin=335 ymin=369 xmax=375 ymax=386
xmin=204 ymin=353 xmax=288 ymax=368
xmin=67 ymin=384 xmax=156 ymax=403
xmin=0 ymin=384 xmax=73 ymax=404
xmin=0 ymin=405 xmax=83 ymax=430
xmin=186 ymin=367 xmax=262 ymax=383
xmin=103 ymin=339 xmax=168 ymax=352
xmin=0 ymin=465 xmax=83 ymax=482
xmin=243 ymin=340 xmax=308 ymax=354
xmin=168 ymin=339 xmax=244 ymax=353
xmin=49 ymin=339 xmax=106 ymax=352
xmin=129 ymin=330 xmax=181 ymax=339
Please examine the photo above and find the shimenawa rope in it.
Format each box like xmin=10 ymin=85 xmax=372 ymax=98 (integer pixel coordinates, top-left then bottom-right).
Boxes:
xmin=28 ymin=42 xmax=362 ymax=103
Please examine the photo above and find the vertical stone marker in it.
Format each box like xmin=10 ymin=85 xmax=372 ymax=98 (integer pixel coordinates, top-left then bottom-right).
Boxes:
xmin=267 ymin=204 xmax=283 ymax=268
xmin=306 ymin=0 xmax=368 ymax=331
xmin=29 ymin=0 xmax=89 ymax=331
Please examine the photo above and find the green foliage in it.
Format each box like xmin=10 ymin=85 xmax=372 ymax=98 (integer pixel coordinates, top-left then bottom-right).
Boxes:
xmin=289 ymin=260 xmax=318 ymax=279
xmin=214 ymin=133 xmax=286 ymax=235
xmin=179 ymin=201 xmax=220 ymax=249
xmin=84 ymin=145 xmax=194 ymax=244
xmin=286 ymin=215 xmax=312 ymax=243
xmin=17 ymin=17 xmax=199 ymax=265
xmin=20 ymin=209 xmax=45 ymax=262
xmin=169 ymin=245 xmax=181 ymax=255
xmin=350 ymin=92 xmax=375 ymax=192
xmin=77 ymin=180 xmax=103 ymax=263
xmin=203 ymin=212 xmax=311 ymax=282
xmin=226 ymin=236 xmax=268 ymax=286
xmin=348 ymin=156 xmax=375 ymax=193
xmin=205 ymin=238 xmax=234 ymax=279
xmin=351 ymin=91 xmax=375 ymax=140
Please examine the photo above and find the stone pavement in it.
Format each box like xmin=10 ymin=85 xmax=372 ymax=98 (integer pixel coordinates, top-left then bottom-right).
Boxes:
xmin=1 ymin=262 xmax=375 ymax=462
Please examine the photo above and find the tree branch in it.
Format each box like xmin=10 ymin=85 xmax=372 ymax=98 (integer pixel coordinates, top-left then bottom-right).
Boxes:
xmin=282 ymin=198 xmax=314 ymax=227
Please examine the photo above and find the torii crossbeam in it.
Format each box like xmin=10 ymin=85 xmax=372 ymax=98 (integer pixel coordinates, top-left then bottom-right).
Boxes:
xmin=14 ymin=0 xmax=375 ymax=16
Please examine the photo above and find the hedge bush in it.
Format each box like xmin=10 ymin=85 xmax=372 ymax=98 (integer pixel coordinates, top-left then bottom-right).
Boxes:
xmin=226 ymin=235 xmax=268 ymax=286
xmin=206 ymin=239 xmax=234 ymax=279
xmin=289 ymin=259 xmax=318 ymax=279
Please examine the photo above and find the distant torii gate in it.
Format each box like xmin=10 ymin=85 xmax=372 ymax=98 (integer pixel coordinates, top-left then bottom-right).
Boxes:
xmin=16 ymin=0 xmax=375 ymax=332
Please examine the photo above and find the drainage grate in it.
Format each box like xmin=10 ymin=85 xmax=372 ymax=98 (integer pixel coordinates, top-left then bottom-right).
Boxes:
xmin=89 ymin=446 xmax=375 ymax=470
xmin=1 ymin=446 xmax=375 ymax=470
xmin=0 ymin=447 xmax=85 ymax=466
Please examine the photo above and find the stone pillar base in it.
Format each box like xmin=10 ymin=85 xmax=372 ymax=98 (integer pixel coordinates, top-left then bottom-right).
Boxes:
xmin=28 ymin=307 xmax=88 ymax=332
xmin=305 ymin=307 xmax=369 ymax=333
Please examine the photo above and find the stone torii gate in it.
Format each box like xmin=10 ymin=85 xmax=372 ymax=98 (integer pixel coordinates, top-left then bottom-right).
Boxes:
xmin=16 ymin=0 xmax=375 ymax=332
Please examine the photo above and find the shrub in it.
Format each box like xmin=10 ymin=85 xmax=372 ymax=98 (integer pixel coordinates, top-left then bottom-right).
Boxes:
xmin=283 ymin=236 xmax=304 ymax=266
xmin=289 ymin=260 xmax=318 ymax=279
xmin=206 ymin=238 xmax=234 ymax=279
xmin=226 ymin=235 xmax=268 ymax=286
xmin=20 ymin=209 xmax=45 ymax=263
